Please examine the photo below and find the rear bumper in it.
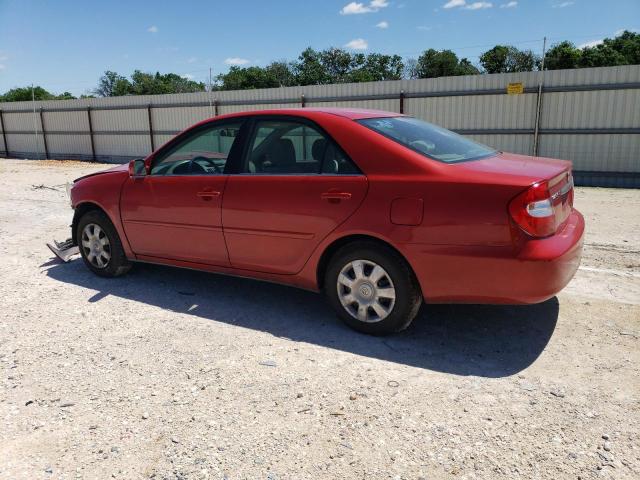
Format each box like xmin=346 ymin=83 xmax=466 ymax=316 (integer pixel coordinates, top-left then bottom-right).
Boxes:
xmin=403 ymin=210 xmax=585 ymax=304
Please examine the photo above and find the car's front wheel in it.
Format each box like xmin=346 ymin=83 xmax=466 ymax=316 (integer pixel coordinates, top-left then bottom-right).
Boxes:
xmin=325 ymin=242 xmax=422 ymax=335
xmin=77 ymin=210 xmax=131 ymax=278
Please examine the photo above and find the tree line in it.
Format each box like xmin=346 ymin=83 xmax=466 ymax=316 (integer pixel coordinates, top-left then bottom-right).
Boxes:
xmin=1 ymin=31 xmax=638 ymax=102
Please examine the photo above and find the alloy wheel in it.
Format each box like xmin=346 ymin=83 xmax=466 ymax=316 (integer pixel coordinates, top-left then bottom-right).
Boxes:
xmin=81 ymin=223 xmax=111 ymax=269
xmin=336 ymin=259 xmax=396 ymax=323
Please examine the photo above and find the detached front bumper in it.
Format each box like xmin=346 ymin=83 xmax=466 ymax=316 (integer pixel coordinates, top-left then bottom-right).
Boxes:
xmin=46 ymin=238 xmax=79 ymax=263
xmin=402 ymin=210 xmax=585 ymax=304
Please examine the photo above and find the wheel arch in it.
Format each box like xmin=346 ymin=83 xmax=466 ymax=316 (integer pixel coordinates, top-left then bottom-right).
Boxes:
xmin=71 ymin=202 xmax=110 ymax=245
xmin=315 ymin=234 xmax=420 ymax=294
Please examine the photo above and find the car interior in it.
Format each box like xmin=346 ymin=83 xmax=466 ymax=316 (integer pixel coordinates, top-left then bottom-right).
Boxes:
xmin=247 ymin=123 xmax=359 ymax=175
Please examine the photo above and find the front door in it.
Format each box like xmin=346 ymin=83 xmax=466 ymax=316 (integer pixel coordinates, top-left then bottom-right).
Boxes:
xmin=222 ymin=117 xmax=368 ymax=274
xmin=121 ymin=120 xmax=245 ymax=266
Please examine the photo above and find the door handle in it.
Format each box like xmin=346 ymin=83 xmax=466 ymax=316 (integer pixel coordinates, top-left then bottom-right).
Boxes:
xmin=321 ymin=191 xmax=352 ymax=201
xmin=197 ymin=190 xmax=221 ymax=201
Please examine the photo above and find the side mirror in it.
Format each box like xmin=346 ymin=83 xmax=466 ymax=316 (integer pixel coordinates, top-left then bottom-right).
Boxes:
xmin=129 ymin=158 xmax=147 ymax=177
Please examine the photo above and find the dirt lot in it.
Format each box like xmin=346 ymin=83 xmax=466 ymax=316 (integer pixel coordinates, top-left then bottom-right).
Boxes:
xmin=0 ymin=158 xmax=638 ymax=480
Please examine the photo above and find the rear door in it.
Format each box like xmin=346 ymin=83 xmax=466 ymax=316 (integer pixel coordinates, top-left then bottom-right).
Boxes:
xmin=120 ymin=120 xmax=245 ymax=266
xmin=222 ymin=116 xmax=368 ymax=274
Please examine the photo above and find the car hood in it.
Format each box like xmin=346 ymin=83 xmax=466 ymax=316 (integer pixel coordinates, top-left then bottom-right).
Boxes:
xmin=454 ymin=152 xmax=572 ymax=186
xmin=74 ymin=162 xmax=129 ymax=183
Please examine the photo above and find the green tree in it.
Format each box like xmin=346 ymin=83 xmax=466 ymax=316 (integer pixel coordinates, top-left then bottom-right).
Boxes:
xmin=480 ymin=45 xmax=539 ymax=73
xmin=128 ymin=71 xmax=205 ymax=95
xmin=578 ymin=31 xmax=640 ymax=68
xmin=265 ymin=61 xmax=297 ymax=87
xmin=458 ymin=58 xmax=481 ymax=76
xmin=544 ymin=41 xmax=581 ymax=70
xmin=352 ymin=53 xmax=404 ymax=82
xmin=1 ymin=86 xmax=55 ymax=102
xmin=610 ymin=30 xmax=640 ymax=64
xmin=579 ymin=44 xmax=626 ymax=67
xmin=56 ymin=91 xmax=76 ymax=100
xmin=319 ymin=48 xmax=354 ymax=83
xmin=216 ymin=66 xmax=280 ymax=90
xmin=295 ymin=48 xmax=330 ymax=85
xmin=480 ymin=45 xmax=510 ymax=73
xmin=94 ymin=71 xmax=132 ymax=97
xmin=416 ymin=49 xmax=479 ymax=78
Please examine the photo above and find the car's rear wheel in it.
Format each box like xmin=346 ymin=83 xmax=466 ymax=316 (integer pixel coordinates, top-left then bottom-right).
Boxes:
xmin=77 ymin=210 xmax=131 ymax=278
xmin=325 ymin=242 xmax=422 ymax=335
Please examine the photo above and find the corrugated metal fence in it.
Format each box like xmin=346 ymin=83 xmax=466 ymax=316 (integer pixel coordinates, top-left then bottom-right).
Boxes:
xmin=1 ymin=65 xmax=639 ymax=187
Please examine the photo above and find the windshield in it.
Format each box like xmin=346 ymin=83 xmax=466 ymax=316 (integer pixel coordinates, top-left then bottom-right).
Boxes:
xmin=358 ymin=117 xmax=497 ymax=163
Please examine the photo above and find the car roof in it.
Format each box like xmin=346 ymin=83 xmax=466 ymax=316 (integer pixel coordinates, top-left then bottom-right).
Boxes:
xmin=213 ymin=107 xmax=403 ymax=121
xmin=295 ymin=107 xmax=402 ymax=119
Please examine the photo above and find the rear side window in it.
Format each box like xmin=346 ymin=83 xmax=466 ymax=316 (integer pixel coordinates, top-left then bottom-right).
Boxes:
xmin=245 ymin=119 xmax=359 ymax=175
xmin=358 ymin=117 xmax=497 ymax=163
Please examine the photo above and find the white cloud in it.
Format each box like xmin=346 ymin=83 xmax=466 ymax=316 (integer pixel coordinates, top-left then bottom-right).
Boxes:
xmin=344 ymin=38 xmax=369 ymax=50
xmin=578 ymin=39 xmax=603 ymax=48
xmin=443 ymin=0 xmax=493 ymax=9
xmin=500 ymin=1 xmax=517 ymax=7
xmin=186 ymin=57 xmax=197 ymax=64
xmin=552 ymin=1 xmax=574 ymax=8
xmin=376 ymin=20 xmax=389 ymax=28
xmin=341 ymin=2 xmax=373 ymax=14
xmin=147 ymin=25 xmax=158 ymax=33
xmin=417 ymin=25 xmax=432 ymax=31
xmin=224 ymin=57 xmax=250 ymax=65
xmin=0 ymin=64 xmax=5 ymax=70
xmin=340 ymin=0 xmax=388 ymax=15
xmin=181 ymin=74 xmax=194 ymax=80
xmin=465 ymin=2 xmax=493 ymax=9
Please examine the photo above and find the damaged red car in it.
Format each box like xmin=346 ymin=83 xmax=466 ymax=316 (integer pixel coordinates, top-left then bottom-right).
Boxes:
xmin=57 ymin=108 xmax=584 ymax=335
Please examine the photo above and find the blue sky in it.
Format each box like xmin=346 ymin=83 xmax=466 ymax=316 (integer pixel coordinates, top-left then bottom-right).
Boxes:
xmin=0 ymin=0 xmax=638 ymax=96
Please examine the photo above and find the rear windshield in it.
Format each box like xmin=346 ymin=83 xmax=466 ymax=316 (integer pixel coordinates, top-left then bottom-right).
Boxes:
xmin=358 ymin=116 xmax=497 ymax=163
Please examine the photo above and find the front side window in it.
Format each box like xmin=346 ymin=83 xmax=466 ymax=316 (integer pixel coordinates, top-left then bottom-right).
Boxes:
xmin=358 ymin=117 xmax=497 ymax=163
xmin=151 ymin=122 xmax=243 ymax=175
xmin=245 ymin=119 xmax=359 ymax=175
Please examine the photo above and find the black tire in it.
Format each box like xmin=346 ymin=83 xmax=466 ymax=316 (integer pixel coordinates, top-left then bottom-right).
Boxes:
xmin=76 ymin=210 xmax=131 ymax=278
xmin=324 ymin=241 xmax=422 ymax=335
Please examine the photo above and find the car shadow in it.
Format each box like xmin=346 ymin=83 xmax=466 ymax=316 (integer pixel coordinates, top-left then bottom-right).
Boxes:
xmin=44 ymin=259 xmax=559 ymax=378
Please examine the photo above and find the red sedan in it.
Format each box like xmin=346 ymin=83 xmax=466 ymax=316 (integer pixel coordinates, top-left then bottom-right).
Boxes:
xmin=66 ymin=108 xmax=584 ymax=335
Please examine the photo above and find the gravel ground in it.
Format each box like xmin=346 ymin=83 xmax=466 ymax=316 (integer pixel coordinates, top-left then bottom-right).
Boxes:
xmin=0 ymin=158 xmax=638 ymax=480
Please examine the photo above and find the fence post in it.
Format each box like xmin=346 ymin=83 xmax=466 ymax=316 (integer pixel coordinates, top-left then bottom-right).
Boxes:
xmin=532 ymin=85 xmax=544 ymax=157
xmin=0 ymin=109 xmax=8 ymax=157
xmin=39 ymin=108 xmax=49 ymax=159
xmin=301 ymin=94 xmax=306 ymax=108
xmin=87 ymin=107 xmax=96 ymax=162
xmin=399 ymin=90 xmax=405 ymax=114
xmin=214 ymin=99 xmax=219 ymax=117
xmin=147 ymin=104 xmax=155 ymax=151
xmin=532 ymin=36 xmax=547 ymax=157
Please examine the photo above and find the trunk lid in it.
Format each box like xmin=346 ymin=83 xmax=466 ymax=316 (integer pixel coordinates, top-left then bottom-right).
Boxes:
xmin=452 ymin=151 xmax=575 ymax=239
xmin=457 ymin=152 xmax=572 ymax=186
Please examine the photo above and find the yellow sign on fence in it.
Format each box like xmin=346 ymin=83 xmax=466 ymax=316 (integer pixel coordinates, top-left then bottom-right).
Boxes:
xmin=507 ymin=82 xmax=525 ymax=95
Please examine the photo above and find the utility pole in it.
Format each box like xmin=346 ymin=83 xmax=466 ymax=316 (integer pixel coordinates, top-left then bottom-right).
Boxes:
xmin=533 ymin=36 xmax=547 ymax=157
xmin=208 ymin=67 xmax=213 ymax=117
xmin=32 ymin=83 xmax=40 ymax=159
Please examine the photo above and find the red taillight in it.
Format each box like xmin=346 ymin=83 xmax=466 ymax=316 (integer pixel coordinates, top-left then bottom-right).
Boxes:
xmin=509 ymin=172 xmax=574 ymax=238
